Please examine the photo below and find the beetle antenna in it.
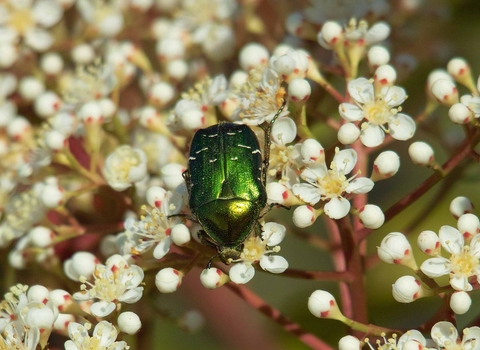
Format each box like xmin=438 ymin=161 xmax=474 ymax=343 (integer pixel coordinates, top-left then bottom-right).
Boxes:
xmin=262 ymin=98 xmax=288 ymax=184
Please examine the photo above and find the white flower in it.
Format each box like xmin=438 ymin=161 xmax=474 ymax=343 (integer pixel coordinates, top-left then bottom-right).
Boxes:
xmin=292 ymin=148 xmax=374 ymax=219
xmin=0 ymin=284 xmax=29 ymax=333
xmin=103 ymin=145 xmax=148 ymax=191
xmin=431 ymin=321 xmax=480 ymax=350
xmin=65 ymin=321 xmax=129 ymax=350
xmin=420 ymin=226 xmax=480 ymax=291
xmin=0 ymin=0 xmax=63 ymax=52
xmin=229 ymin=223 xmax=288 ymax=284
xmin=231 ymin=68 xmax=289 ymax=125
xmin=76 ymin=0 xmax=124 ymax=38
xmin=125 ymin=189 xmax=183 ymax=259
xmin=268 ymin=117 xmax=302 ymax=186
xmin=371 ymin=330 xmax=427 ymax=350
xmin=72 ymin=255 xmax=144 ymax=318
xmin=339 ymin=77 xmax=416 ymax=147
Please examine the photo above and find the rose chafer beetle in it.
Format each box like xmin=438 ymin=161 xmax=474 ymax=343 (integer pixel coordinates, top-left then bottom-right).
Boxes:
xmin=184 ymin=102 xmax=287 ymax=266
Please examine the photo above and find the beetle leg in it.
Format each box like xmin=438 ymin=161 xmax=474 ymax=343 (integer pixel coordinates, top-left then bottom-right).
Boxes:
xmin=258 ymin=202 xmax=290 ymax=219
xmin=167 ymin=213 xmax=198 ymax=222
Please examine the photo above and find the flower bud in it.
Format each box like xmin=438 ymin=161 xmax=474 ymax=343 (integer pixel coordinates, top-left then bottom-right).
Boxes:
xmin=229 ymin=70 xmax=248 ymax=89
xmin=339 ymin=335 xmax=361 ymax=350
xmin=430 ymin=79 xmax=458 ymax=106
xmin=166 ymin=59 xmax=188 ymax=81
xmin=7 ymin=116 xmax=32 ymax=141
xmin=448 ymin=103 xmax=473 ymax=124
xmin=272 ymin=55 xmax=295 ymax=80
xmin=118 ymin=311 xmax=142 ymax=335
xmin=417 ymin=230 xmax=440 ymax=255
xmin=392 ymin=275 xmax=426 ymax=303
xmin=64 ymin=251 xmax=100 ymax=281
xmin=450 ymin=196 xmax=474 ymax=218
xmin=450 ymin=291 xmax=471 ymax=314
xmin=367 ymin=45 xmax=390 ymax=69
xmin=408 ymin=141 xmax=434 ymax=166
xmin=146 ymin=186 xmax=167 ymax=208
xmin=374 ymin=64 xmax=397 ymax=88
xmin=301 ymin=138 xmax=324 ymax=164
xmin=171 ymin=224 xmax=191 ymax=246
xmin=49 ymin=289 xmax=73 ymax=312
xmin=40 ymin=52 xmax=64 ymax=75
xmin=28 ymin=285 xmax=50 ymax=303
xmin=457 ymin=213 xmax=479 ymax=241
xmin=34 ymin=91 xmax=62 ymax=119
xmin=161 ymin=163 xmax=185 ymax=191
xmin=156 ymin=38 xmax=185 ymax=61
xmin=447 ymin=57 xmax=471 ymax=81
xmin=288 ymin=78 xmax=311 ymax=102
xmin=19 ymin=76 xmax=45 ymax=101
xmin=200 ymin=267 xmax=229 ymax=289
xmin=28 ymin=226 xmax=55 ymax=248
xmin=71 ymin=43 xmax=95 ymax=64
xmin=317 ymin=21 xmax=343 ymax=49
xmin=308 ymin=290 xmax=342 ymax=319
xmin=378 ymin=232 xmax=418 ymax=269
xmin=239 ymin=43 xmax=269 ymax=71
xmin=292 ymin=205 xmax=317 ymax=228
xmin=40 ymin=183 xmax=64 ymax=208
xmin=358 ymin=204 xmax=385 ymax=229
xmin=148 ymin=82 xmax=175 ymax=108
xmin=179 ymin=109 xmax=205 ymax=130
xmin=155 ymin=268 xmax=183 ymax=293
xmin=78 ymin=101 xmax=103 ymax=124
xmin=372 ymin=150 xmax=400 ymax=181
xmin=337 ymin=123 xmax=360 ymax=145
xmin=45 ymin=130 xmax=67 ymax=151
xmin=0 ymin=44 xmax=18 ymax=68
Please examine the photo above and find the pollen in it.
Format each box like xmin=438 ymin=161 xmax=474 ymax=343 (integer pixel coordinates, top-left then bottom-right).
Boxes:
xmin=449 ymin=248 xmax=478 ymax=277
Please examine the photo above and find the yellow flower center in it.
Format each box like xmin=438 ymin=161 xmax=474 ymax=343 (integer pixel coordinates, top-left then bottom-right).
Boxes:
xmin=449 ymin=247 xmax=477 ymax=277
xmin=318 ymin=169 xmax=347 ymax=199
xmin=9 ymin=9 xmax=34 ymax=34
xmin=363 ymin=98 xmax=391 ymax=125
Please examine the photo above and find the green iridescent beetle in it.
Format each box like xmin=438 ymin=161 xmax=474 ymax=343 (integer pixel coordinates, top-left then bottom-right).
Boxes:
xmin=184 ymin=102 xmax=286 ymax=265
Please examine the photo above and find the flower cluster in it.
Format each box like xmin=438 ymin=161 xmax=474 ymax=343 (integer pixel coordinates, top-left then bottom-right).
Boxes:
xmin=0 ymin=0 xmax=478 ymax=348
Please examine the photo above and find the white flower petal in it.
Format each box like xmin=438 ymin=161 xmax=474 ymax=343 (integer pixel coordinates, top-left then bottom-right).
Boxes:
xmin=420 ymin=257 xmax=450 ymax=277
xmin=262 ymin=222 xmax=286 ymax=246
xmin=462 ymin=326 xmax=480 ymax=349
xmin=388 ymin=113 xmax=416 ymax=141
xmin=346 ymin=177 xmax=374 ymax=194
xmin=90 ymin=301 xmax=116 ymax=317
xmin=300 ymin=163 xmax=327 ymax=181
xmin=439 ymin=225 xmax=463 ymax=255
xmin=229 ymin=263 xmax=255 ymax=284
xmin=450 ymin=274 xmax=472 ymax=291
xmin=365 ymin=22 xmax=390 ymax=45
xmin=332 ymin=149 xmax=357 ymax=175
xmin=291 ymin=183 xmax=321 ymax=205
xmin=32 ymin=0 xmax=63 ymax=28
xmin=271 ymin=117 xmax=297 ymax=145
xmin=347 ymin=78 xmax=374 ymax=105
xmin=118 ymin=287 xmax=144 ymax=303
xmin=324 ymin=197 xmax=350 ymax=219
xmin=260 ymin=255 xmax=289 ymax=273
xmin=338 ymin=103 xmax=364 ymax=122
xmin=153 ymin=236 xmax=172 ymax=259
xmin=24 ymin=28 xmax=54 ymax=51
xmin=93 ymin=321 xmax=117 ymax=346
xmin=382 ymin=86 xmax=407 ymax=107
xmin=359 ymin=124 xmax=385 ymax=147
xmin=431 ymin=321 xmax=458 ymax=348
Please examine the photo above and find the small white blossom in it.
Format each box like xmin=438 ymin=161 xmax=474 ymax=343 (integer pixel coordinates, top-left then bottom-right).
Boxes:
xmin=72 ymin=255 xmax=144 ymax=318
xmin=229 ymin=223 xmax=288 ymax=284
xmin=292 ymin=148 xmax=374 ymax=219
xmin=420 ymin=226 xmax=480 ymax=291
xmin=431 ymin=321 xmax=480 ymax=350
xmin=103 ymin=145 xmax=148 ymax=192
xmin=65 ymin=321 xmax=129 ymax=350
xmin=339 ymin=78 xmax=415 ymax=147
